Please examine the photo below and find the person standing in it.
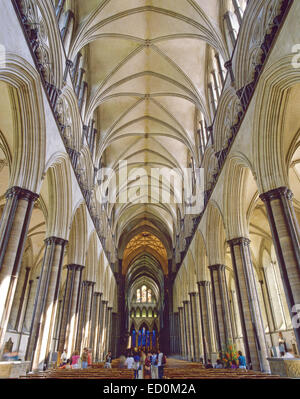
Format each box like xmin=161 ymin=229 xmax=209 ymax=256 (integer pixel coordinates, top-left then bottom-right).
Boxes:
xmin=60 ymin=348 xmax=68 ymax=366
xmin=87 ymin=348 xmax=92 ymax=367
xmin=133 ymin=350 xmax=140 ymax=379
xmin=125 ymin=351 xmax=135 ymax=369
xmin=157 ymin=349 xmax=164 ymax=379
xmin=139 ymin=349 xmax=146 ymax=379
xmin=238 ymin=351 xmax=247 ymax=370
xmin=144 ymin=352 xmax=151 ymax=379
xmin=278 ymin=332 xmax=286 ymax=357
xmin=119 ymin=353 xmax=126 ymax=368
xmin=71 ymin=351 xmax=80 ymax=369
xmin=81 ymin=347 xmax=88 ymax=369
xmin=151 ymin=351 xmax=158 ymax=379
xmin=205 ymin=359 xmax=213 ymax=369
xmin=104 ymin=351 xmax=112 ymax=368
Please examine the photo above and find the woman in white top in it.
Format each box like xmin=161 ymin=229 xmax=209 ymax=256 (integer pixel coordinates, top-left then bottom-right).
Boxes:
xmin=125 ymin=354 xmax=135 ymax=369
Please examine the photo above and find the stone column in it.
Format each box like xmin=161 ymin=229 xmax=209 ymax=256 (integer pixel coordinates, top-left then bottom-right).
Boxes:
xmin=100 ymin=300 xmax=108 ymax=360
xmin=183 ymin=301 xmax=193 ymax=360
xmin=208 ymin=265 xmax=233 ymax=354
xmin=56 ymin=0 xmax=66 ymax=22
xmin=178 ymin=307 xmax=185 ymax=358
xmin=197 ymin=281 xmax=216 ymax=362
xmin=259 ymin=274 xmax=276 ymax=348
xmin=260 ymin=187 xmax=300 ymax=351
xmin=58 ymin=264 xmax=83 ymax=355
xmin=96 ymin=298 xmax=104 ymax=361
xmin=83 ymin=281 xmax=95 ymax=348
xmin=224 ymin=11 xmax=237 ymax=48
xmin=0 ymin=187 xmax=38 ymax=351
xmin=106 ymin=307 xmax=112 ymax=353
xmin=75 ymin=68 xmax=85 ymax=97
xmin=76 ymin=280 xmax=95 ymax=351
xmin=189 ymin=293 xmax=199 ymax=361
xmin=232 ymin=0 xmax=243 ymax=25
xmin=75 ymin=280 xmax=87 ymax=351
xmin=187 ymin=299 xmax=195 ymax=361
xmin=90 ymin=292 xmax=100 ymax=355
xmin=91 ymin=292 xmax=102 ymax=361
xmin=215 ymin=52 xmax=225 ymax=85
xmin=26 ymin=237 xmax=67 ymax=370
xmin=228 ymin=237 xmax=270 ymax=372
xmin=191 ymin=292 xmax=203 ymax=361
xmin=14 ymin=266 xmax=31 ymax=331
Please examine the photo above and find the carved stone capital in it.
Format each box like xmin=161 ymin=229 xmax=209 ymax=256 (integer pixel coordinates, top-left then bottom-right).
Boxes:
xmin=227 ymin=237 xmax=251 ymax=247
xmin=260 ymin=186 xmax=293 ymax=202
xmin=67 ymin=264 xmax=84 ymax=271
xmin=44 ymin=236 xmax=68 ymax=246
xmin=208 ymin=264 xmax=226 ymax=272
xmin=197 ymin=281 xmax=210 ymax=287
xmin=5 ymin=186 xmax=39 ymax=202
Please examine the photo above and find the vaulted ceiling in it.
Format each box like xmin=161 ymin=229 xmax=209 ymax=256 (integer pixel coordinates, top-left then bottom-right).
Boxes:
xmin=69 ymin=0 xmax=229 ymax=274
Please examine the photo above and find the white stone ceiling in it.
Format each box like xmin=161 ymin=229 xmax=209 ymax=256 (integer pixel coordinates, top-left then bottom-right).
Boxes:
xmin=70 ymin=0 xmax=228 ymax=251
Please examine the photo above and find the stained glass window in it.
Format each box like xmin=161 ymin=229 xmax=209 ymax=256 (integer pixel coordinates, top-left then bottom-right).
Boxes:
xmin=148 ymin=289 xmax=152 ymax=303
xmin=136 ymin=289 xmax=141 ymax=303
xmin=142 ymin=285 xmax=147 ymax=303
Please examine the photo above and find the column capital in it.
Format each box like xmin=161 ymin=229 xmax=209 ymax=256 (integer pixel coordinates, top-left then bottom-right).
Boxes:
xmin=5 ymin=186 xmax=39 ymax=202
xmin=107 ymin=306 xmax=113 ymax=311
xmin=260 ymin=186 xmax=293 ymax=202
xmin=102 ymin=300 xmax=108 ymax=305
xmin=227 ymin=237 xmax=251 ymax=247
xmin=67 ymin=263 xmax=84 ymax=271
xmin=66 ymin=59 xmax=73 ymax=68
xmin=189 ymin=292 xmax=197 ymax=297
xmin=208 ymin=264 xmax=226 ymax=272
xmin=83 ymin=280 xmax=95 ymax=287
xmin=183 ymin=300 xmax=189 ymax=305
xmin=224 ymin=59 xmax=233 ymax=70
xmin=44 ymin=236 xmax=68 ymax=246
xmin=197 ymin=280 xmax=210 ymax=287
xmin=94 ymin=291 xmax=102 ymax=297
xmin=178 ymin=306 xmax=183 ymax=310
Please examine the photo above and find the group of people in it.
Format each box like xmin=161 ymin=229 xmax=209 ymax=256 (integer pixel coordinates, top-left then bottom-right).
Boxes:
xmin=119 ymin=348 xmax=166 ymax=379
xmin=204 ymin=351 xmax=247 ymax=370
xmin=59 ymin=347 xmax=93 ymax=369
